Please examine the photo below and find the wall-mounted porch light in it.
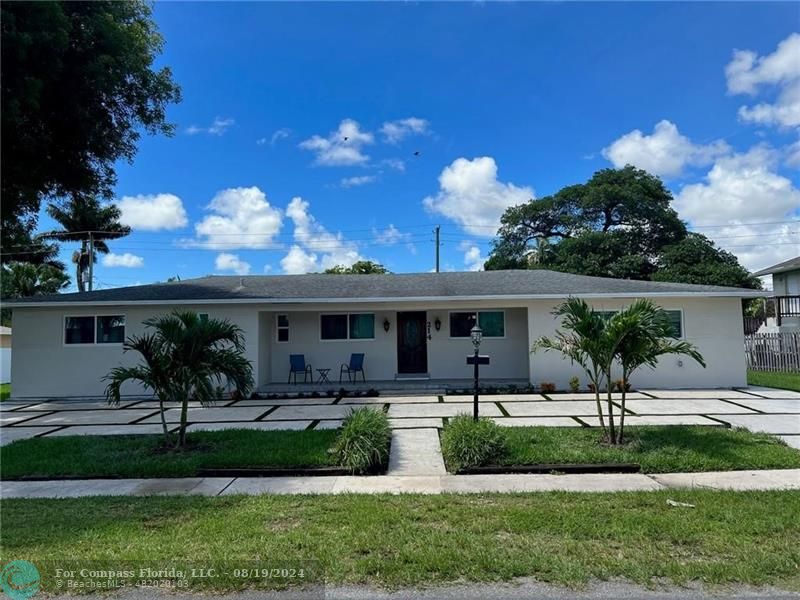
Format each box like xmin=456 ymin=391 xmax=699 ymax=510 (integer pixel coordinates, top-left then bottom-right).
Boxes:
xmin=434 ymin=317 xmax=442 ymax=331
xmin=383 ymin=318 xmax=391 ymax=333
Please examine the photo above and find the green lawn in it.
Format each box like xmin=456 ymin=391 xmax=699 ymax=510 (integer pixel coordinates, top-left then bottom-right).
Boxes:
xmin=748 ymin=369 xmax=800 ymax=392
xmin=0 ymin=383 xmax=10 ymax=402
xmin=474 ymin=426 xmax=800 ymax=474
xmin=1 ymin=491 xmax=798 ymax=591
xmin=0 ymin=429 xmax=339 ymax=479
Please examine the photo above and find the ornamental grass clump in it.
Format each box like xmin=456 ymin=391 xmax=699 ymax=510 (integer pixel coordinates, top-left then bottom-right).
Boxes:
xmin=331 ymin=407 xmax=391 ymax=474
xmin=441 ymin=414 xmax=508 ymax=472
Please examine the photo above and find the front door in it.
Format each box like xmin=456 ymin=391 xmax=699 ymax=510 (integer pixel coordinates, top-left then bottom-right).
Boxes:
xmin=397 ymin=311 xmax=428 ymax=374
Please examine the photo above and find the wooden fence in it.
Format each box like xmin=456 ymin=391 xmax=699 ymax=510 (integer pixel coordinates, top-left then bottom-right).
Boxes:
xmin=745 ymin=332 xmax=800 ymax=372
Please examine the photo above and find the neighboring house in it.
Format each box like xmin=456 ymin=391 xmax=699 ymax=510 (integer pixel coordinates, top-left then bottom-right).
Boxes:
xmin=753 ymin=256 xmax=800 ymax=333
xmin=5 ymin=270 xmax=764 ymax=398
xmin=0 ymin=326 xmax=10 ymax=384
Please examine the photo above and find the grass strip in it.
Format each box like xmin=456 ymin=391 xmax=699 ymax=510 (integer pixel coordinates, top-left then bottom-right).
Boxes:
xmin=1 ymin=491 xmax=798 ymax=590
xmin=0 ymin=429 xmax=338 ymax=479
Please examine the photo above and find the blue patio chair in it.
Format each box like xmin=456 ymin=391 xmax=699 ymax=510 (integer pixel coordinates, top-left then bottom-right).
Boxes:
xmin=340 ymin=353 xmax=366 ymax=383
xmin=288 ymin=354 xmax=312 ymax=384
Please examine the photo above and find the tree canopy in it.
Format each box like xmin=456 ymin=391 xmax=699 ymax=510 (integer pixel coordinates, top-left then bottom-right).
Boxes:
xmin=324 ymin=261 xmax=390 ymax=274
xmin=485 ymin=166 xmax=759 ymax=288
xmin=1 ymin=0 xmax=181 ymax=258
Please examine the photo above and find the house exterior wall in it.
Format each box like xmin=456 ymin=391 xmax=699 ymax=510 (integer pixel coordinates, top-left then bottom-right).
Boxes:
xmin=526 ymin=296 xmax=747 ymax=388
xmin=10 ymin=304 xmax=260 ymax=398
xmin=10 ymin=295 xmax=747 ymax=398
xmin=771 ymin=270 xmax=800 ymax=296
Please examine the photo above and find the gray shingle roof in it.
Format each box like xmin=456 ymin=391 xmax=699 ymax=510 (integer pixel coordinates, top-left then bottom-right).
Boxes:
xmin=5 ymin=270 xmax=763 ymax=306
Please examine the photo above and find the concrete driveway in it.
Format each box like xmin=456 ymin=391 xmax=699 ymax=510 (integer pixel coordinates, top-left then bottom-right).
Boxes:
xmin=1 ymin=386 xmax=799 ymax=449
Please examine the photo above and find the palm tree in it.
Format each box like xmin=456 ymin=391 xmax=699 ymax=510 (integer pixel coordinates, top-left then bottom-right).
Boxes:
xmin=1 ymin=262 xmax=70 ymax=299
xmin=533 ymin=297 xmax=614 ymax=436
xmin=0 ymin=261 xmax=70 ymax=326
xmin=39 ymin=197 xmax=130 ymax=292
xmin=104 ymin=311 xmax=254 ymax=447
xmin=606 ymin=300 xmax=705 ymax=443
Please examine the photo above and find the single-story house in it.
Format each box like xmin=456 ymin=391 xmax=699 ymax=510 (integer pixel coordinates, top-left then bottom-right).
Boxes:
xmin=6 ymin=270 xmax=764 ymax=398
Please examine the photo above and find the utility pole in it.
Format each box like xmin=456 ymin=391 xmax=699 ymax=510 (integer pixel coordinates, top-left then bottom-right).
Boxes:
xmin=434 ymin=225 xmax=440 ymax=273
xmin=88 ymin=232 xmax=94 ymax=292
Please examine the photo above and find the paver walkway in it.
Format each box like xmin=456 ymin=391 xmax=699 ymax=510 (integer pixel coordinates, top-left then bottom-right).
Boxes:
xmin=1 ymin=469 xmax=798 ymax=499
xmin=388 ymin=428 xmax=446 ymax=476
xmin=2 ymin=387 xmax=798 ymax=447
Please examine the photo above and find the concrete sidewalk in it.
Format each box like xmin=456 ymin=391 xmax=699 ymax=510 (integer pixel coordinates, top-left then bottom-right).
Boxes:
xmin=2 ymin=468 xmax=798 ymax=499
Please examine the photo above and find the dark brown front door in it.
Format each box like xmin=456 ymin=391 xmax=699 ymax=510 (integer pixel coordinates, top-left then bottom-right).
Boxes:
xmin=397 ymin=311 xmax=427 ymax=374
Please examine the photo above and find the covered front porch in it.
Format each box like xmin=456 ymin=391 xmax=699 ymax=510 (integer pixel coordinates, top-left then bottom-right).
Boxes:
xmin=255 ymin=304 xmax=532 ymax=388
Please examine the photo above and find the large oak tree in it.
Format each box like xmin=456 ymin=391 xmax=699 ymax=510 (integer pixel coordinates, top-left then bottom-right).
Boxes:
xmin=485 ymin=166 xmax=758 ymax=289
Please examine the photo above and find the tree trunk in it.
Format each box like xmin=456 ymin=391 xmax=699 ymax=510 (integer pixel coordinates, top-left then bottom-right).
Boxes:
xmin=591 ymin=367 xmax=606 ymax=436
xmin=178 ymin=387 xmax=189 ymax=448
xmin=76 ymin=240 xmax=87 ymax=292
xmin=158 ymin=395 xmax=169 ymax=441
xmin=616 ymin=371 xmax=628 ymax=444
xmin=605 ymin=369 xmax=616 ymax=444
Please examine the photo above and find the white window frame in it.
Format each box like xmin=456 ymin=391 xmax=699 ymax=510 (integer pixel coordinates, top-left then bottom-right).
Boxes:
xmin=276 ymin=313 xmax=290 ymax=343
xmin=63 ymin=314 xmax=126 ymax=347
xmin=447 ymin=310 xmax=506 ymax=340
xmin=592 ymin=308 xmax=684 ymax=339
xmin=319 ymin=312 xmax=376 ymax=342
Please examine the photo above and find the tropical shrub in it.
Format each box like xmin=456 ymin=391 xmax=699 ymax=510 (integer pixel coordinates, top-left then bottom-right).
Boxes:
xmin=331 ymin=408 xmax=391 ymax=474
xmin=441 ymin=414 xmax=508 ymax=471
xmin=568 ymin=376 xmax=580 ymax=392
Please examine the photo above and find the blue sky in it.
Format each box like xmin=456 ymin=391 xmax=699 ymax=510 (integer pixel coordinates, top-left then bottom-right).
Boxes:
xmin=38 ymin=2 xmax=800 ymax=289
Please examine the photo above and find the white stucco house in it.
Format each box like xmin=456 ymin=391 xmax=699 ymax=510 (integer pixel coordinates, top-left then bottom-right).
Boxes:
xmin=6 ymin=270 xmax=764 ymax=399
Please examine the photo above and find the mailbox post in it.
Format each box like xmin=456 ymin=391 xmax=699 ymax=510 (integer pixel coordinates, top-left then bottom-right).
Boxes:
xmin=466 ymin=325 xmax=490 ymax=421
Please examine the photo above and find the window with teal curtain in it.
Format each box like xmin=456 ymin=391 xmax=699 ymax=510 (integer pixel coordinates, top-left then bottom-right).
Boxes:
xmin=349 ymin=314 xmax=375 ymax=339
xmin=478 ymin=311 xmax=505 ymax=337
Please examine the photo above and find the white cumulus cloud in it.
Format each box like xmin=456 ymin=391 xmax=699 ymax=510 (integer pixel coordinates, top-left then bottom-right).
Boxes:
xmin=726 ymin=33 xmax=800 ymax=129
xmin=270 ymin=128 xmax=292 ymax=145
xmin=340 ymin=175 xmax=376 ymax=188
xmin=215 ymin=253 xmax=251 ymax=275
xmin=117 ymin=193 xmax=188 ymax=231
xmin=299 ymin=119 xmax=374 ymax=166
xmin=373 ymin=224 xmax=409 ymax=245
xmin=186 ymin=117 xmax=235 ymax=136
xmin=602 ymin=120 xmax=730 ymax=178
xmin=674 ymin=145 xmax=800 ymax=270
xmin=102 ymin=253 xmax=144 ymax=268
xmin=193 ymin=186 xmax=283 ymax=249
xmin=461 ymin=244 xmax=485 ymax=271
xmin=380 ymin=117 xmax=430 ymax=144
xmin=280 ymin=197 xmax=363 ymax=273
xmin=280 ymin=245 xmax=319 ymax=275
xmin=423 ymin=157 xmax=534 ymax=237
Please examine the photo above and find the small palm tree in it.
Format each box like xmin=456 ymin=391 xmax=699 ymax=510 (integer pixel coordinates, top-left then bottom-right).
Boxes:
xmin=606 ymin=300 xmax=705 ymax=443
xmin=533 ymin=297 xmax=614 ymax=435
xmin=40 ymin=196 xmax=130 ymax=292
xmin=104 ymin=311 xmax=254 ymax=447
